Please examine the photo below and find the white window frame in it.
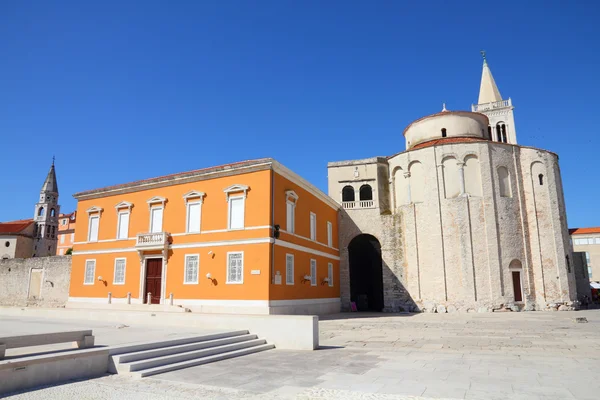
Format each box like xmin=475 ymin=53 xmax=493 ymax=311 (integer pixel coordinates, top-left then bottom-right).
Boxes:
xmin=327 ymin=221 xmax=332 ymax=247
xmin=149 ymin=206 xmax=164 ymax=233
xmin=116 ymin=210 xmax=130 ymax=240
xmin=310 ymin=259 xmax=317 ymax=286
xmin=310 ymin=212 xmax=317 ymax=241
xmin=228 ymin=195 xmax=245 ymax=231
xmin=184 ymin=254 xmax=200 ymax=284
xmin=88 ymin=215 xmax=99 ymax=242
xmin=113 ymin=258 xmax=126 ymax=285
xmin=226 ymin=251 xmax=244 ymax=284
xmin=84 ymin=259 xmax=96 ymax=285
xmin=286 ymin=200 xmax=296 ymax=233
xmin=286 ymin=253 xmax=294 ymax=285
xmin=60 ymin=234 xmax=65 ymax=244
xmin=186 ymin=201 xmax=202 ymax=233
xmin=328 ymin=262 xmax=333 ymax=287
xmin=71 ymin=233 xmax=74 ymax=242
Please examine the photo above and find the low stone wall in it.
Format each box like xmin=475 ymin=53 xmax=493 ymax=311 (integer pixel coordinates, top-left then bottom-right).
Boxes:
xmin=0 ymin=256 xmax=71 ymax=307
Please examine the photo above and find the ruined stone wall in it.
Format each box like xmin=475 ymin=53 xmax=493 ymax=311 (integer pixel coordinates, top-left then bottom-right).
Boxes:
xmin=0 ymin=256 xmax=71 ymax=307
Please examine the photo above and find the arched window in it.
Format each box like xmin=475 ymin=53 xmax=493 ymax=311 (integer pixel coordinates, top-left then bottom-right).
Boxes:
xmin=538 ymin=174 xmax=544 ymax=186
xmin=496 ymin=123 xmax=503 ymax=142
xmin=487 ymin=125 xmax=492 ymax=139
xmin=441 ymin=128 xmax=447 ymax=138
xmin=359 ymin=184 xmax=373 ymax=201
xmin=38 ymin=207 xmax=45 ymax=217
xmin=464 ymin=155 xmax=482 ymax=197
xmin=342 ymin=186 xmax=355 ymax=202
xmin=50 ymin=208 xmax=55 ymax=217
xmin=501 ymin=124 xmax=507 ymax=143
xmin=497 ymin=166 xmax=512 ymax=198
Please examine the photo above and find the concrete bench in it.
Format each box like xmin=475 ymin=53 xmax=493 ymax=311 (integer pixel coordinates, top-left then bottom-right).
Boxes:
xmin=0 ymin=330 xmax=95 ymax=359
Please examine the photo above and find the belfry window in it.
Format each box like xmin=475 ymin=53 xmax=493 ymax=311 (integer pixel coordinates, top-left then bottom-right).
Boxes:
xmin=38 ymin=207 xmax=45 ymax=217
xmin=501 ymin=124 xmax=507 ymax=143
xmin=538 ymin=174 xmax=544 ymax=186
xmin=441 ymin=128 xmax=447 ymax=138
xmin=487 ymin=125 xmax=492 ymax=139
xmin=50 ymin=208 xmax=55 ymax=217
xmin=342 ymin=186 xmax=355 ymax=202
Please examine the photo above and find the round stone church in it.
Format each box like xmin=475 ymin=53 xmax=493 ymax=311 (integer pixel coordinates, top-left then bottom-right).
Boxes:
xmin=327 ymin=57 xmax=577 ymax=313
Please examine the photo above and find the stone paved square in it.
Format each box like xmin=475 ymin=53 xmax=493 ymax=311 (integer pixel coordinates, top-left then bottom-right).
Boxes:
xmin=5 ymin=309 xmax=600 ymax=399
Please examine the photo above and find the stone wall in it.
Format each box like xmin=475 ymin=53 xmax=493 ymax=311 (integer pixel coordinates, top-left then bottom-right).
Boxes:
xmin=0 ymin=256 xmax=71 ymax=307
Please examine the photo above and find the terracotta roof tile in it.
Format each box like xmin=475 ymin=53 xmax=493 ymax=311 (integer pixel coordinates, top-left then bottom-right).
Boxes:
xmin=569 ymin=227 xmax=600 ymax=235
xmin=0 ymin=219 xmax=34 ymax=234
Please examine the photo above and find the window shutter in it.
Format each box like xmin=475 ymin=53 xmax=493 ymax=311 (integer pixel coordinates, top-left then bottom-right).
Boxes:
xmin=229 ymin=198 xmax=244 ymax=229
xmin=118 ymin=213 xmax=130 ymax=239
xmin=310 ymin=260 xmax=317 ymax=286
xmin=114 ymin=259 xmax=125 ymax=284
xmin=328 ymin=263 xmax=333 ymax=287
xmin=286 ymin=202 xmax=294 ymax=233
xmin=228 ymin=253 xmax=243 ymax=283
xmin=89 ymin=216 xmax=99 ymax=241
xmin=185 ymin=255 xmax=198 ymax=283
xmin=187 ymin=203 xmax=201 ymax=233
xmin=151 ymin=208 xmax=163 ymax=233
xmin=85 ymin=260 xmax=95 ymax=284
xmin=286 ymin=254 xmax=294 ymax=284
xmin=310 ymin=213 xmax=316 ymax=241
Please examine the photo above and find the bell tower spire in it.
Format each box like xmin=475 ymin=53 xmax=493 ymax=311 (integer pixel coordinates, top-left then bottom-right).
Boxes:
xmin=33 ymin=159 xmax=60 ymax=257
xmin=472 ymin=52 xmax=518 ymax=144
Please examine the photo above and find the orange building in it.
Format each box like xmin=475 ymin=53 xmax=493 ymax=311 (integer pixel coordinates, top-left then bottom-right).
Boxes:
xmin=69 ymin=158 xmax=341 ymax=314
xmin=56 ymin=211 xmax=77 ymax=255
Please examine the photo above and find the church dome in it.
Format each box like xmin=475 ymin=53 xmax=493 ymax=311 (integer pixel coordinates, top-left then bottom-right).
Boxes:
xmin=403 ymin=110 xmax=489 ymax=150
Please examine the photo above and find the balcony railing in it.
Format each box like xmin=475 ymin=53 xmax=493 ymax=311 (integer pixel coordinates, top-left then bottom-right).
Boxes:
xmin=342 ymin=200 xmax=375 ymax=210
xmin=136 ymin=232 xmax=169 ymax=248
xmin=471 ymin=98 xmax=512 ymax=112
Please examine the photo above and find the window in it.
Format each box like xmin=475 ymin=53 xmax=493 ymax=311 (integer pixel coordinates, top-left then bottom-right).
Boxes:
xmin=359 ymin=184 xmax=373 ymax=201
xmin=596 ymin=238 xmax=600 ymax=244
xmin=328 ymin=263 xmax=333 ymax=287
xmin=71 ymin=233 xmax=74 ymax=242
xmin=60 ymin=234 xmax=65 ymax=244
xmin=342 ymin=186 xmax=355 ymax=202
xmin=310 ymin=259 xmax=317 ymax=286
xmin=286 ymin=254 xmax=294 ymax=285
xmin=150 ymin=207 xmax=163 ymax=233
xmin=441 ymin=128 xmax=447 ymax=138
xmin=38 ymin=207 xmax=45 ymax=217
xmin=59 ymin=249 xmax=63 ymax=255
xmin=588 ymin=238 xmax=595 ymax=245
xmin=228 ymin=197 xmax=245 ymax=230
xmin=88 ymin=215 xmax=99 ymax=242
xmin=50 ymin=208 xmax=56 ymax=217
xmin=227 ymin=252 xmax=244 ymax=284
xmin=84 ymin=260 xmax=96 ymax=285
xmin=62 ymin=219 xmax=67 ymax=226
xmin=117 ymin=211 xmax=130 ymax=239
xmin=310 ymin=212 xmax=316 ymax=241
xmin=286 ymin=201 xmax=295 ymax=233
xmin=114 ymin=258 xmax=126 ymax=285
xmin=538 ymin=174 xmax=544 ymax=186
xmin=487 ymin=125 xmax=492 ymax=139
xmin=186 ymin=202 xmax=202 ymax=233
xmin=498 ymin=166 xmax=512 ymax=198
xmin=184 ymin=255 xmax=199 ymax=284
xmin=327 ymin=222 xmax=333 ymax=247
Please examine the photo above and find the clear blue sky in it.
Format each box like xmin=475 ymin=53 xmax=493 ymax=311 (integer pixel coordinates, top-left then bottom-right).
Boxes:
xmin=1 ymin=0 xmax=598 ymax=227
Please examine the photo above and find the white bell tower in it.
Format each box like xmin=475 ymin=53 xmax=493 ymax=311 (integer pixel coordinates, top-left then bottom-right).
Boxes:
xmin=471 ymin=51 xmax=517 ymax=144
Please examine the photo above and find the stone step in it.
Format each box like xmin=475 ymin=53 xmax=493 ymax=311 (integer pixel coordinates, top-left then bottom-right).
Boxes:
xmin=120 ymin=338 xmax=268 ymax=373
xmin=113 ymin=333 xmax=258 ymax=364
xmin=135 ymin=343 xmax=275 ymax=378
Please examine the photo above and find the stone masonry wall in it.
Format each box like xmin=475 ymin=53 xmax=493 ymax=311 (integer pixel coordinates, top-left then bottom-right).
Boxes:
xmin=0 ymin=256 xmax=71 ymax=307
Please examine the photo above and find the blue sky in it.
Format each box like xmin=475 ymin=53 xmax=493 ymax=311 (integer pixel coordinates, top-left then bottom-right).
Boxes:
xmin=1 ymin=0 xmax=598 ymax=227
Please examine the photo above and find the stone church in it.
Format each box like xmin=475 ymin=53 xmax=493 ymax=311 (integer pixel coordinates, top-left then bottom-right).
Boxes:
xmin=328 ymin=56 xmax=577 ymax=313
xmin=0 ymin=161 xmax=60 ymax=259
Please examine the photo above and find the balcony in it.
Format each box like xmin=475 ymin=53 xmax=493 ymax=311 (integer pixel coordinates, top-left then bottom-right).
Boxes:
xmin=342 ymin=200 xmax=375 ymax=210
xmin=136 ymin=232 xmax=170 ymax=249
xmin=471 ymin=98 xmax=512 ymax=112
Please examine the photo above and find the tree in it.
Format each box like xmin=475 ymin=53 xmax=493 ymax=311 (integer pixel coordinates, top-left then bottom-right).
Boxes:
xmin=65 ymin=248 xmax=73 ymax=255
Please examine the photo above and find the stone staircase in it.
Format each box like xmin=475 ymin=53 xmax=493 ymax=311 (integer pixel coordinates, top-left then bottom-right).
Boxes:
xmin=108 ymin=330 xmax=274 ymax=377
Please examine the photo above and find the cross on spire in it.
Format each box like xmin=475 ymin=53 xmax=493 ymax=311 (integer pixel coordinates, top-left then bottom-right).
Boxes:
xmin=52 ymin=155 xmax=55 ymax=166
xmin=480 ymin=50 xmax=487 ymax=63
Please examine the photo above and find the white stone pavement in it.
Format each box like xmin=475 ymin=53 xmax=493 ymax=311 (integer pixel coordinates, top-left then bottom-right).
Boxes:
xmin=5 ymin=309 xmax=600 ymax=399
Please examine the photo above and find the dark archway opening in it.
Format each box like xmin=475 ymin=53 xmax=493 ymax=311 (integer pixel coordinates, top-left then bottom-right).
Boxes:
xmin=359 ymin=185 xmax=373 ymax=201
xmin=342 ymin=185 xmax=355 ymax=202
xmin=348 ymin=234 xmax=384 ymax=311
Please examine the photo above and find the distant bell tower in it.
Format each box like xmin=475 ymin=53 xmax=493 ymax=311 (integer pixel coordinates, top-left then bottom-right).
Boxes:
xmin=33 ymin=158 xmax=60 ymax=257
xmin=472 ymin=51 xmax=518 ymax=144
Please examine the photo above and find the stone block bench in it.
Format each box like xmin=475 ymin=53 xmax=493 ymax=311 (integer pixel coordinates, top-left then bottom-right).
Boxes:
xmin=0 ymin=330 xmax=95 ymax=359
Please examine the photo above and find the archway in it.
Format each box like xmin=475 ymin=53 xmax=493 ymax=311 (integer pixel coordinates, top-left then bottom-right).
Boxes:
xmin=348 ymin=234 xmax=384 ymax=311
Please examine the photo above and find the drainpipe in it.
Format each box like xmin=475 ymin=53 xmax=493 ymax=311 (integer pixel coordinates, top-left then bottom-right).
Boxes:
xmin=270 ymin=167 xmax=275 ymax=284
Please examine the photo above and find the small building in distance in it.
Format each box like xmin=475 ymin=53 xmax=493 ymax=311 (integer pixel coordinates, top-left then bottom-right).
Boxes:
xmin=570 ymin=227 xmax=600 ymax=282
xmin=0 ymin=219 xmax=36 ymax=259
xmin=56 ymin=211 xmax=77 ymax=255
xmin=69 ymin=158 xmax=340 ymax=315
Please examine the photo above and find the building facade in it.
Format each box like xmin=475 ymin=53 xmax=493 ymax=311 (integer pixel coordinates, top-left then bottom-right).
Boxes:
xmin=56 ymin=211 xmax=77 ymax=255
xmin=327 ymin=57 xmax=577 ymax=313
xmin=69 ymin=159 xmax=340 ymax=315
xmin=0 ymin=162 xmax=60 ymax=259
xmin=570 ymin=227 xmax=600 ymax=282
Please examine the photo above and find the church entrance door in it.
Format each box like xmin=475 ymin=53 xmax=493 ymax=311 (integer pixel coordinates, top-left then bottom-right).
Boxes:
xmin=348 ymin=234 xmax=384 ymax=311
xmin=144 ymin=258 xmax=163 ymax=304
